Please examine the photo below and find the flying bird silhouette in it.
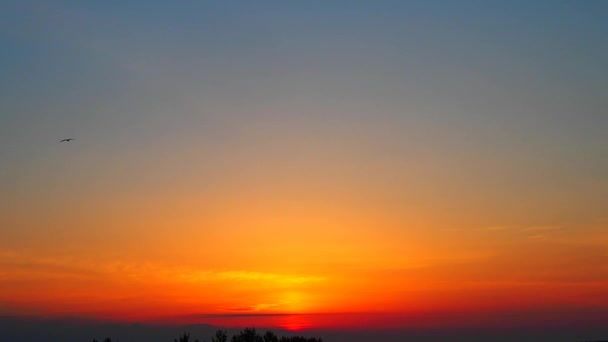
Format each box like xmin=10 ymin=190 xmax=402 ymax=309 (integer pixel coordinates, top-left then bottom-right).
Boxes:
xmin=60 ymin=138 xmax=75 ymax=142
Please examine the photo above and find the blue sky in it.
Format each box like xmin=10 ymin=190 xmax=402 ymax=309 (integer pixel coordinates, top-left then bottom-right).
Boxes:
xmin=3 ymin=1 xmax=607 ymax=230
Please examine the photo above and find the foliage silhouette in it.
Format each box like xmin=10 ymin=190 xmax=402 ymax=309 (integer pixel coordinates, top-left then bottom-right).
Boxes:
xmin=279 ymin=337 xmax=322 ymax=342
xmin=230 ymin=327 xmax=263 ymax=342
xmin=263 ymin=330 xmax=279 ymax=342
xmin=94 ymin=328 xmax=322 ymax=342
xmin=212 ymin=329 xmax=228 ymax=342
xmin=175 ymin=332 xmax=199 ymax=342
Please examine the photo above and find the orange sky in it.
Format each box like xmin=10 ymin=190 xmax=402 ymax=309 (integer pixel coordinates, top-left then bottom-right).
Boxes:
xmin=2 ymin=207 xmax=607 ymax=325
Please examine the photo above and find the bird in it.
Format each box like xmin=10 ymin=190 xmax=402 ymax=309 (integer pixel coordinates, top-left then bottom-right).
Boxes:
xmin=60 ymin=138 xmax=75 ymax=142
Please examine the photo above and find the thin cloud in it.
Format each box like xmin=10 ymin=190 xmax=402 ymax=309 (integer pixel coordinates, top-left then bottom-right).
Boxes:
xmin=483 ymin=225 xmax=512 ymax=232
xmin=221 ymin=302 xmax=284 ymax=313
xmin=522 ymin=225 xmax=562 ymax=232
xmin=178 ymin=269 xmax=326 ymax=284
xmin=0 ymin=250 xmax=326 ymax=286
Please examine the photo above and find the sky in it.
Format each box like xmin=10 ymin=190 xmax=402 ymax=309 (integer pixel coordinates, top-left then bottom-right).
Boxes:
xmin=1 ymin=0 xmax=608 ymax=340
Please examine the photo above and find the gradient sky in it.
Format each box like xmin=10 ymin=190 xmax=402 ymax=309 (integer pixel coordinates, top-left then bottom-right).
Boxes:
xmin=1 ymin=0 xmax=608 ymax=334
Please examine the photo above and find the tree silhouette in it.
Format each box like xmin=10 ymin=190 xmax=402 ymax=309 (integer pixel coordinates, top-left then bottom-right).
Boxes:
xmin=230 ymin=327 xmax=263 ymax=342
xmin=174 ymin=332 xmax=200 ymax=342
xmin=263 ymin=330 xmax=278 ymax=342
xmin=95 ymin=328 xmax=322 ymax=342
xmin=279 ymin=337 xmax=322 ymax=342
xmin=212 ymin=329 xmax=228 ymax=342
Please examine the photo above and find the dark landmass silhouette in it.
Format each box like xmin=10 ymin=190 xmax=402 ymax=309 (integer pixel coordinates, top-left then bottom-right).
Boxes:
xmin=1 ymin=315 xmax=608 ymax=342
